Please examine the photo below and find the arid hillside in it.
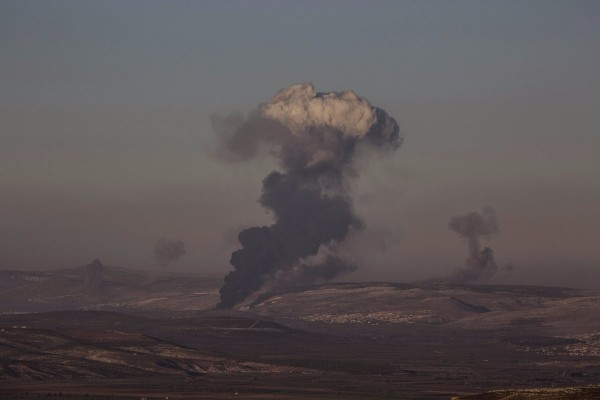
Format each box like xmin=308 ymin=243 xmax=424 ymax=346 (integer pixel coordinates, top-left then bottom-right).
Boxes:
xmin=1 ymin=268 xmax=600 ymax=399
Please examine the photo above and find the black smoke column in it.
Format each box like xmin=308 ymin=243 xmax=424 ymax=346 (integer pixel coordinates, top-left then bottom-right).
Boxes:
xmin=448 ymin=206 xmax=500 ymax=282
xmin=213 ymin=83 xmax=401 ymax=308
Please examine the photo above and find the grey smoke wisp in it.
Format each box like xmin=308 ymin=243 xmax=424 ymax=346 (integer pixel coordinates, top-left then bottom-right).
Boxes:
xmin=276 ymin=255 xmax=358 ymax=288
xmin=153 ymin=238 xmax=186 ymax=268
xmin=449 ymin=206 xmax=500 ymax=282
xmin=213 ymin=83 xmax=401 ymax=309
xmin=84 ymin=258 xmax=105 ymax=291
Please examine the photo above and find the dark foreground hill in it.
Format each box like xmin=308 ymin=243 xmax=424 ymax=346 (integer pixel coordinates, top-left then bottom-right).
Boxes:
xmin=451 ymin=384 xmax=600 ymax=399
xmin=1 ymin=267 xmax=600 ymax=399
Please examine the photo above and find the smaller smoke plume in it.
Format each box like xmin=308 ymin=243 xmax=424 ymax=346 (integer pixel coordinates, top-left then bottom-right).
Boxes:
xmin=84 ymin=259 xmax=104 ymax=290
xmin=449 ymin=206 xmax=499 ymax=282
xmin=153 ymin=238 xmax=186 ymax=268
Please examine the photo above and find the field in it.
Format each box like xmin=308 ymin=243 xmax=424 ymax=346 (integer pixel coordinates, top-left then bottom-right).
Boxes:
xmin=1 ymin=268 xmax=600 ymax=399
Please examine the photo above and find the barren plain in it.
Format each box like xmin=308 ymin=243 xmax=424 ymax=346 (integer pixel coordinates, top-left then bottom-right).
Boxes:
xmin=1 ymin=267 xmax=599 ymax=399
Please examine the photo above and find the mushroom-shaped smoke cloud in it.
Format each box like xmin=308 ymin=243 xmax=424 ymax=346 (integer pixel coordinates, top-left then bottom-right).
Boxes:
xmin=213 ymin=83 xmax=401 ymax=309
xmin=449 ymin=206 xmax=500 ymax=282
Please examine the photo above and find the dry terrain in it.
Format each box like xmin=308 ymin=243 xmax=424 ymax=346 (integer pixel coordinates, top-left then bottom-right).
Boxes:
xmin=1 ymin=267 xmax=600 ymax=399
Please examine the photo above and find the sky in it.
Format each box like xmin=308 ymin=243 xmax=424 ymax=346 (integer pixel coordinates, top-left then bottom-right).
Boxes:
xmin=1 ymin=0 xmax=600 ymax=288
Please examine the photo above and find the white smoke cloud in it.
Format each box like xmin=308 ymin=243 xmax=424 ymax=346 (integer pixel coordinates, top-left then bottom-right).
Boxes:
xmin=261 ymin=82 xmax=378 ymax=139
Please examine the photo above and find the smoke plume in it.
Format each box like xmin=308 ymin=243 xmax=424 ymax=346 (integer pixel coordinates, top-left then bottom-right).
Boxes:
xmin=449 ymin=206 xmax=500 ymax=282
xmin=84 ymin=258 xmax=105 ymax=291
xmin=276 ymin=254 xmax=358 ymax=287
xmin=213 ymin=82 xmax=401 ymax=308
xmin=153 ymin=238 xmax=186 ymax=268
xmin=295 ymin=255 xmax=358 ymax=284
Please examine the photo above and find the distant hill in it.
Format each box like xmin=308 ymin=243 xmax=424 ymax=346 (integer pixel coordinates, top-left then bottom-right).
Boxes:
xmin=0 ymin=265 xmax=221 ymax=314
xmin=245 ymin=282 xmax=600 ymax=337
xmin=1 ymin=272 xmax=600 ymax=399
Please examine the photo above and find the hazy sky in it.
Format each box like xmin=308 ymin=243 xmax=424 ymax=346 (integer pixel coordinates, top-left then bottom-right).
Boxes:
xmin=2 ymin=1 xmax=599 ymax=288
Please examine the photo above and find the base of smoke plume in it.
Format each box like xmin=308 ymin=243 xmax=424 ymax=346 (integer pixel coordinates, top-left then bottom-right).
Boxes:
xmin=216 ymin=254 xmax=358 ymax=310
xmin=83 ymin=259 xmax=105 ymax=292
xmin=421 ymin=264 xmax=515 ymax=285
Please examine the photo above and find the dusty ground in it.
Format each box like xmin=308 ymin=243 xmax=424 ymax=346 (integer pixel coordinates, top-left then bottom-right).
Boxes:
xmin=1 ymin=270 xmax=600 ymax=399
xmin=452 ymin=384 xmax=600 ymax=399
